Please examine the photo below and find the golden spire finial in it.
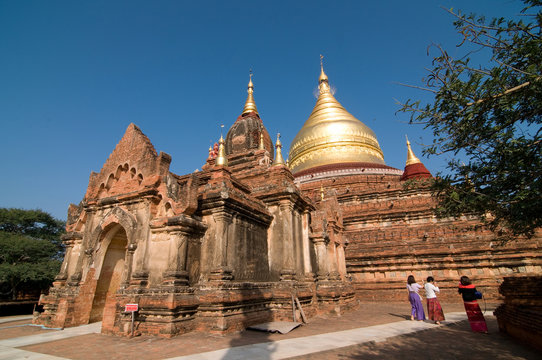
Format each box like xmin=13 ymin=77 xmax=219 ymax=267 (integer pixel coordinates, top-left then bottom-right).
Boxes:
xmin=319 ymin=54 xmax=328 ymax=83
xmin=258 ymin=125 xmax=265 ymax=150
xmin=242 ymin=70 xmax=259 ymax=115
xmin=318 ymin=54 xmax=330 ymax=94
xmin=405 ymin=135 xmax=421 ymax=166
xmin=215 ymin=134 xmax=228 ymax=166
xmin=272 ymin=133 xmax=286 ymax=166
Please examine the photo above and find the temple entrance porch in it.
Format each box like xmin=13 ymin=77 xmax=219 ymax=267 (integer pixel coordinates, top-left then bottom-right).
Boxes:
xmin=89 ymin=225 xmax=127 ymax=323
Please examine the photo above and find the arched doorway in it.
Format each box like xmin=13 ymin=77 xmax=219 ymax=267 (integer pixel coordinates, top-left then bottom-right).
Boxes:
xmin=89 ymin=226 xmax=127 ymax=323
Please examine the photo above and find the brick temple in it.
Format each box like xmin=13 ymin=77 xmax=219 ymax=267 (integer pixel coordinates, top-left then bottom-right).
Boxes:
xmin=34 ymin=64 xmax=541 ymax=337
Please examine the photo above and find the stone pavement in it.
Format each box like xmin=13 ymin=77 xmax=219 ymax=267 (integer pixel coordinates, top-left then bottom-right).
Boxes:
xmin=0 ymin=303 xmax=539 ymax=359
xmin=0 ymin=316 xmax=32 ymax=325
xmin=166 ymin=312 xmax=469 ymax=360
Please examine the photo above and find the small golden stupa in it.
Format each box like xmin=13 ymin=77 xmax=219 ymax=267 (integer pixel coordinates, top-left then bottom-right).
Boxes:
xmin=242 ymin=72 xmax=258 ymax=116
xmin=405 ymin=135 xmax=421 ymax=166
xmin=289 ymin=57 xmax=385 ymax=175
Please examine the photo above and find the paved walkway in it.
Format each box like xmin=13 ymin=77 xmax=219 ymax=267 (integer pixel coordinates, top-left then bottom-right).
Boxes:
xmin=0 ymin=316 xmax=32 ymax=325
xmin=0 ymin=322 xmax=101 ymax=360
xmin=0 ymin=303 xmax=539 ymax=359
xmin=167 ymin=312 xmax=468 ymax=360
xmin=0 ymin=322 xmax=102 ymax=348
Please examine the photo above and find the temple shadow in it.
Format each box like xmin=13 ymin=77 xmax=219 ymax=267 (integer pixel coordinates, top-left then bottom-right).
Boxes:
xmin=220 ymin=284 xmax=275 ymax=360
xmin=318 ymin=318 xmax=541 ymax=360
xmin=388 ymin=313 xmax=410 ymax=320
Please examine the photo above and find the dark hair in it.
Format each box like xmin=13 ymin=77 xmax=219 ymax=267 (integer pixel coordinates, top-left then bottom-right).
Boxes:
xmin=407 ymin=275 xmax=416 ymax=284
xmin=460 ymin=276 xmax=471 ymax=286
xmin=427 ymin=276 xmax=434 ymax=283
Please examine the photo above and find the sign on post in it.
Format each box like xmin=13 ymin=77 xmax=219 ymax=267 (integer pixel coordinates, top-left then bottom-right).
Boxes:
xmin=125 ymin=303 xmax=138 ymax=336
xmin=125 ymin=303 xmax=138 ymax=312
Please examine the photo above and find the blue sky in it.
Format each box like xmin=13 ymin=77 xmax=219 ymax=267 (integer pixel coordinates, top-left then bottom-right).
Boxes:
xmin=0 ymin=0 xmax=525 ymax=220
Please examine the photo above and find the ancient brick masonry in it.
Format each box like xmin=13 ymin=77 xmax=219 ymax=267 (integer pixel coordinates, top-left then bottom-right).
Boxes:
xmin=35 ymin=122 xmax=541 ymax=338
xmin=35 ymin=122 xmax=355 ymax=337
xmin=296 ymin=169 xmax=542 ymax=302
xmin=495 ymin=276 xmax=542 ymax=352
xmin=288 ymin=63 xmax=540 ymax=305
xmin=34 ymin=69 xmax=542 ymax=337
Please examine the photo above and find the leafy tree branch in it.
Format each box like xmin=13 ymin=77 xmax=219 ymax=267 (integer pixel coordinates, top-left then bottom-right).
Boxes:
xmin=399 ymin=0 xmax=542 ymax=237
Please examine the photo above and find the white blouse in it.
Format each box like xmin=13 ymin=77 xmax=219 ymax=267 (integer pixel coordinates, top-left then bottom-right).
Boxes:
xmin=424 ymin=282 xmax=440 ymax=299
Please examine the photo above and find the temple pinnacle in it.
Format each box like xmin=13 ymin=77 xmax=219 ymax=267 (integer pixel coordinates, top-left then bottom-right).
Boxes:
xmin=215 ymin=135 xmax=228 ymax=166
xmin=258 ymin=128 xmax=265 ymax=150
xmin=405 ymin=135 xmax=421 ymax=166
xmin=318 ymin=54 xmax=330 ymax=94
xmin=319 ymin=54 xmax=328 ymax=83
xmin=242 ymin=71 xmax=259 ymax=116
xmin=272 ymin=133 xmax=286 ymax=166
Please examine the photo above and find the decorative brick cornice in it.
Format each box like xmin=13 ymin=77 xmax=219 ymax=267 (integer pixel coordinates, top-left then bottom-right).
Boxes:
xmin=150 ymin=214 xmax=207 ymax=235
xmin=294 ymin=163 xmax=402 ymax=185
xmin=61 ymin=232 xmax=83 ymax=242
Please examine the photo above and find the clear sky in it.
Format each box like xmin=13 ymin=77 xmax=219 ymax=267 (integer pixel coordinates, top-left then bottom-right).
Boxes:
xmin=0 ymin=0 xmax=524 ymax=220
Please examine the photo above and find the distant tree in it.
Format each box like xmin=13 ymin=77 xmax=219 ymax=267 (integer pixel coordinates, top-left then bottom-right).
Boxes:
xmin=0 ymin=208 xmax=64 ymax=300
xmin=399 ymin=0 xmax=542 ymax=237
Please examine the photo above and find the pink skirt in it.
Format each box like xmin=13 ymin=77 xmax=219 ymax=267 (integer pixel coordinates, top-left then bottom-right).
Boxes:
xmin=464 ymin=301 xmax=488 ymax=332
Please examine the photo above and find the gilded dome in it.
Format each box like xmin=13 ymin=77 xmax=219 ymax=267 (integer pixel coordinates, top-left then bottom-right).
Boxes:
xmin=289 ymin=65 xmax=385 ymax=175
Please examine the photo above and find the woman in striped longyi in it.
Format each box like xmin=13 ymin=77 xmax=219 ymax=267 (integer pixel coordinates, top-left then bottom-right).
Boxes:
xmin=424 ymin=276 xmax=445 ymax=325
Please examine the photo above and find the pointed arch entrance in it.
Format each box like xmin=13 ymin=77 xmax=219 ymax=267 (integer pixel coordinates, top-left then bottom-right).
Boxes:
xmin=89 ymin=225 xmax=128 ymax=323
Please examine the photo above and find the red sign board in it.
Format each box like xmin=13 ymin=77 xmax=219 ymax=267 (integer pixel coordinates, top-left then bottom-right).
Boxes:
xmin=125 ymin=303 xmax=138 ymax=312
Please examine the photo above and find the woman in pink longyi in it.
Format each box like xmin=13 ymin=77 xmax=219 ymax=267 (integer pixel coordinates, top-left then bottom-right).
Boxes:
xmin=458 ymin=275 xmax=488 ymax=333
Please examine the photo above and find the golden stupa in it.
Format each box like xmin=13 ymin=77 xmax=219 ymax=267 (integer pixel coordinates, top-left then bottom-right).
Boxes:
xmin=242 ymin=73 xmax=258 ymax=115
xmin=289 ymin=60 xmax=385 ymax=174
xmin=405 ymin=135 xmax=421 ymax=166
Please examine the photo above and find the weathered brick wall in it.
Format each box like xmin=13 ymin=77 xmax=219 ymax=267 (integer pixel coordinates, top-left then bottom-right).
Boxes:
xmin=298 ymin=172 xmax=542 ymax=303
xmin=36 ymin=124 xmax=356 ymax=337
xmin=495 ymin=276 xmax=542 ymax=352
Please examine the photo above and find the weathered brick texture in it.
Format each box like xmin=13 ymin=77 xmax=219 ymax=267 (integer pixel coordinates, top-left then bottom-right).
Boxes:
xmin=298 ymin=171 xmax=541 ymax=302
xmin=35 ymin=122 xmax=354 ymax=337
xmin=494 ymin=276 xmax=542 ymax=351
xmin=34 ymin=118 xmax=541 ymax=337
